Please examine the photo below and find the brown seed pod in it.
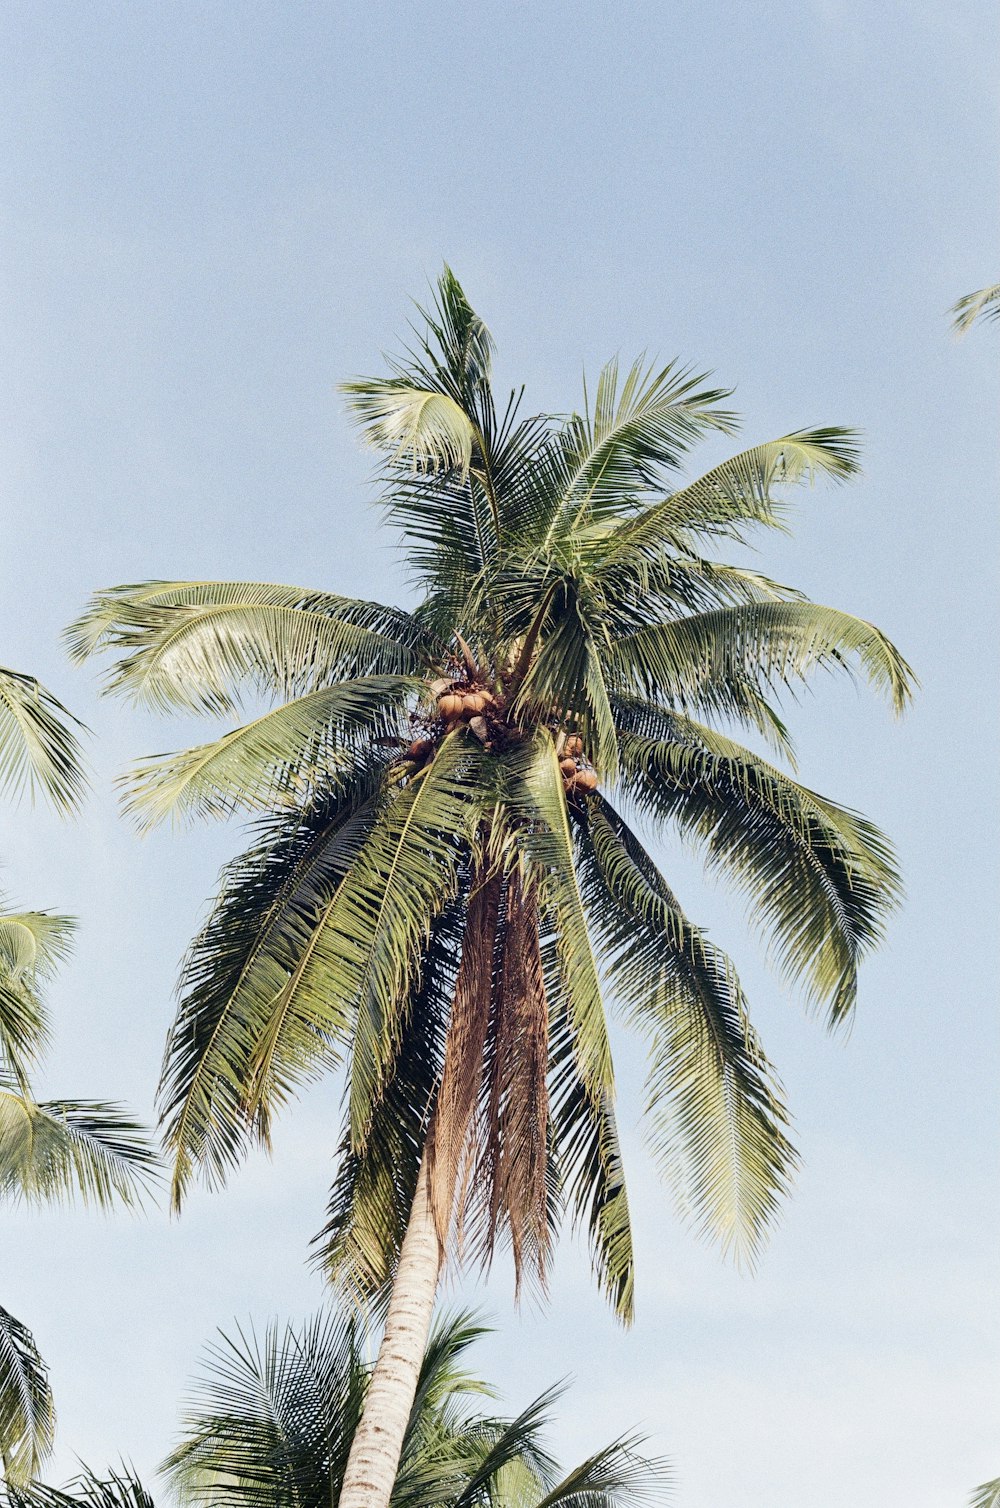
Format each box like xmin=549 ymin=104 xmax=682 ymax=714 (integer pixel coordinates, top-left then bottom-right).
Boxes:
xmin=406 ymin=738 xmax=434 ymax=762
xmin=438 ymin=693 xmax=462 ymax=718
xmin=559 ymin=757 xmax=578 ymax=777
xmin=463 ymin=692 xmax=486 ymax=714
xmin=563 ymin=734 xmax=584 ymax=758
xmin=573 ymin=768 xmax=598 ymax=791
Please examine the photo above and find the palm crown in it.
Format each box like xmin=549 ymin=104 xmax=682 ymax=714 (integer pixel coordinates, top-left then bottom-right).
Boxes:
xmin=68 ymin=269 xmax=913 ymax=1329
xmin=162 ymin=1308 xmax=667 ymax=1508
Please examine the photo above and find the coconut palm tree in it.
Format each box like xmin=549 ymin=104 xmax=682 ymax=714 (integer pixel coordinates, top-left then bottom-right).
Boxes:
xmin=951 ymin=283 xmax=1000 ymax=334
xmin=163 ymin=1307 xmax=668 ymax=1508
xmin=0 ymin=660 xmax=158 ymax=1483
xmin=68 ymin=269 xmax=913 ymax=1508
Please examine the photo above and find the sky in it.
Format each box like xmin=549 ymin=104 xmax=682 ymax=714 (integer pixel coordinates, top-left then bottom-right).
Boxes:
xmin=1 ymin=2 xmax=997 ymax=1504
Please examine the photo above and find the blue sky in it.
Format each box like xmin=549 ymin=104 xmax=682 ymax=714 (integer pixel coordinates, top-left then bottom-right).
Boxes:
xmin=1 ymin=2 xmax=997 ymax=1504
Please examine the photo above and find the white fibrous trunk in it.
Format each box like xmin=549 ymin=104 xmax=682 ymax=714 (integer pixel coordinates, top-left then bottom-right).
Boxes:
xmin=338 ymin=1151 xmax=444 ymax=1508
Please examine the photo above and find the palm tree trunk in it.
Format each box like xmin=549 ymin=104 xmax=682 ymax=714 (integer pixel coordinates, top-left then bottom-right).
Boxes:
xmin=338 ymin=1147 xmax=444 ymax=1508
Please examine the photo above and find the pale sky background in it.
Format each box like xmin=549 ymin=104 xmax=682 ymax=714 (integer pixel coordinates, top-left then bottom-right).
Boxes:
xmin=1 ymin=3 xmax=998 ymax=1506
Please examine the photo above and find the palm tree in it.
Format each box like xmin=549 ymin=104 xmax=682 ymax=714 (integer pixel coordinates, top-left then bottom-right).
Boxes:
xmin=163 ymin=1307 xmax=669 ymax=1508
xmin=951 ymin=283 xmax=1000 ymax=334
xmin=970 ymin=1481 xmax=1000 ymax=1508
xmin=68 ymin=269 xmax=913 ymax=1508
xmin=0 ymin=660 xmax=158 ymax=1483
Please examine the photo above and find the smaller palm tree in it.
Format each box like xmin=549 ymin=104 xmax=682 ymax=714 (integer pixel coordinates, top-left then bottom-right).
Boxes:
xmin=0 ymin=902 xmax=160 ymax=1484
xmin=162 ymin=1308 xmax=670 ymax=1508
xmin=951 ymin=283 xmax=1000 ymax=334
xmin=0 ymin=654 xmax=157 ymax=1484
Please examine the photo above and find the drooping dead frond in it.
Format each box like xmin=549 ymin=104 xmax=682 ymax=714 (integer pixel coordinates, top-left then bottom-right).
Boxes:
xmin=473 ymin=866 xmax=550 ymax=1291
xmin=426 ymin=871 xmax=501 ymax=1247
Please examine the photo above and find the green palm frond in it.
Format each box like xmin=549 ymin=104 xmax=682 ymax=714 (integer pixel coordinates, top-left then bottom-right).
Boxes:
xmin=0 ymin=1084 xmax=159 ymax=1210
xmin=160 ymin=760 xmax=384 ymax=1208
xmin=616 ymin=715 xmax=901 ymax=1025
xmin=3 ymin=1466 xmax=153 ymax=1508
xmin=970 ymin=1479 xmax=1000 ymax=1508
xmin=313 ymin=908 xmax=459 ymax=1307
xmin=528 ymin=1432 xmax=671 ymax=1508
xmin=162 ymin=1311 xmax=364 ymax=1508
xmin=578 ymin=798 xmax=796 ymax=1262
xmin=951 ymin=283 xmax=1000 ymax=334
xmin=120 ymin=676 xmax=419 ymax=830
xmin=526 ymin=359 xmax=737 ymax=556
xmin=65 ymin=583 xmax=428 ymax=715
xmin=0 ymin=913 xmax=74 ymax=986
xmin=0 ymin=912 xmax=75 ymax=1086
xmin=0 ymin=668 xmax=87 ymax=815
xmin=511 ymin=584 xmax=619 ymax=778
xmin=341 ymin=735 xmax=492 ymax=1147
xmin=603 ymin=427 xmax=861 ymax=554
xmin=342 ymin=383 xmax=477 ymax=477
xmin=0 ymin=1305 xmax=54 ymax=1486
xmin=611 ymin=600 xmax=915 ymax=717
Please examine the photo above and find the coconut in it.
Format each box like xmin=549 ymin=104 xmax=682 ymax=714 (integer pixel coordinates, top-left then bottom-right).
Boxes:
xmin=559 ymin=757 xmax=578 ymax=777
xmin=463 ymin=692 xmax=486 ymax=714
xmin=438 ymin=693 xmax=462 ymax=718
xmin=563 ymin=734 xmax=584 ymax=758
xmin=573 ymin=768 xmax=598 ymax=791
xmin=407 ymin=738 xmax=433 ymax=762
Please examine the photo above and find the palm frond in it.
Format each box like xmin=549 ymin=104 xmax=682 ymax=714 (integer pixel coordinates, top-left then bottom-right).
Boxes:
xmin=951 ymin=283 xmax=1000 ymax=334
xmin=313 ymin=908 xmax=460 ymax=1307
xmin=970 ymin=1479 xmax=1000 ymax=1508
xmin=611 ymin=600 xmax=915 ymax=717
xmin=342 ymin=734 xmax=492 ymax=1148
xmin=527 ymin=359 xmax=737 ymax=556
xmin=162 ymin=1310 xmax=362 ymax=1508
xmin=66 ymin=583 xmax=428 ymax=715
xmin=603 ymin=427 xmax=861 ymax=556
xmin=0 ymin=913 xmax=74 ymax=986
xmin=0 ymin=1085 xmax=159 ymax=1210
xmin=0 ymin=668 xmax=87 ymax=816
xmin=577 ymin=798 xmax=796 ymax=1263
xmin=120 ymin=676 xmax=418 ymax=830
xmin=160 ymin=759 xmax=384 ymax=1208
xmin=0 ymin=1306 xmax=54 ymax=1486
xmin=616 ymin=715 xmax=901 ymax=1025
xmin=530 ymin=1431 xmax=671 ymax=1508
xmin=4 ymin=1467 xmax=154 ymax=1508
xmin=342 ymin=383 xmax=477 ymax=477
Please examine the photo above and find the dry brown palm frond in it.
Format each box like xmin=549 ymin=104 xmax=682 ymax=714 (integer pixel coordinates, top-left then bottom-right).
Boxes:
xmin=470 ymin=867 xmax=550 ymax=1292
xmin=426 ymin=871 xmax=501 ymax=1245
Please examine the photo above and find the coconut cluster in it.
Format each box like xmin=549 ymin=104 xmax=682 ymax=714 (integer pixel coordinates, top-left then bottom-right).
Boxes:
xmin=436 ymin=686 xmax=496 ymax=722
xmin=558 ymin=733 xmax=598 ymax=793
xmin=403 ymin=681 xmax=599 ymax=795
